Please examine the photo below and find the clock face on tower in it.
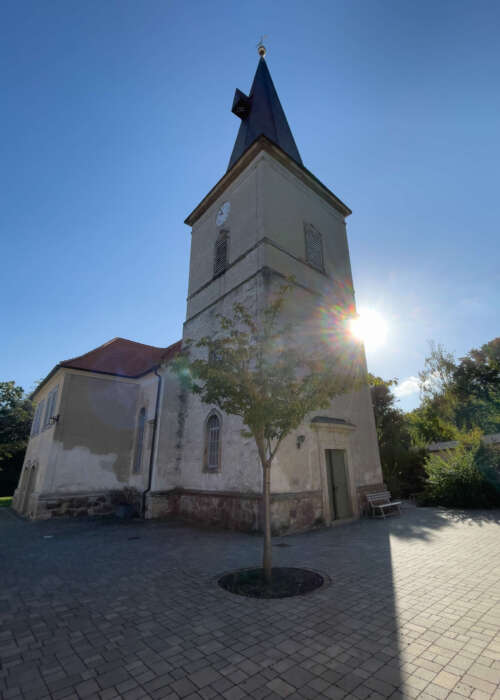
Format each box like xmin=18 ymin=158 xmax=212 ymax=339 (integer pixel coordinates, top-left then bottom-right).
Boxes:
xmin=216 ymin=201 xmax=231 ymax=227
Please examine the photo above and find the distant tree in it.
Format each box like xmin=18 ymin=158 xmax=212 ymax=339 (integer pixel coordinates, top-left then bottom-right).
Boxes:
xmin=175 ymin=285 xmax=365 ymax=583
xmin=369 ymin=376 xmax=426 ymax=496
xmin=453 ymin=338 xmax=500 ymax=433
xmin=406 ymin=403 xmax=456 ymax=446
xmin=0 ymin=381 xmax=33 ymax=496
xmin=412 ymin=338 xmax=500 ymax=442
xmin=422 ymin=427 xmax=500 ymax=508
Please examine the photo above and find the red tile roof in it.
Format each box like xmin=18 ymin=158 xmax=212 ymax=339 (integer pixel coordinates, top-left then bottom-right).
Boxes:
xmin=59 ymin=337 xmax=182 ymax=378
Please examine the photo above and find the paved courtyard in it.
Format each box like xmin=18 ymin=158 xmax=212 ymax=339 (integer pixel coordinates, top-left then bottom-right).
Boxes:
xmin=1 ymin=505 xmax=499 ymax=700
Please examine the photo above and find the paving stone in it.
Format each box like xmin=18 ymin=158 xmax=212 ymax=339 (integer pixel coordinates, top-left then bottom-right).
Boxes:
xmin=189 ymin=667 xmax=222 ymax=688
xmin=95 ymin=667 xmax=130 ymax=689
xmin=1 ymin=508 xmax=500 ymax=700
xmin=75 ymin=679 xmax=100 ymax=698
xmin=434 ymin=670 xmax=460 ymax=690
xmin=282 ymin=666 xmax=315 ymax=688
xmin=266 ymin=678 xmax=296 ymax=697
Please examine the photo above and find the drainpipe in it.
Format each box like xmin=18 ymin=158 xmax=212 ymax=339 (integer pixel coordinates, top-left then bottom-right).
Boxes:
xmin=142 ymin=367 xmax=162 ymax=517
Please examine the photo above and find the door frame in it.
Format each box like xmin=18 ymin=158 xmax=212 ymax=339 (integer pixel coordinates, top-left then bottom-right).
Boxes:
xmin=325 ymin=448 xmax=353 ymax=521
xmin=312 ymin=422 xmax=358 ymax=525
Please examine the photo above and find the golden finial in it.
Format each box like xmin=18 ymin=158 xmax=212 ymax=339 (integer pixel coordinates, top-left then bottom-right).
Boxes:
xmin=257 ymin=35 xmax=267 ymax=58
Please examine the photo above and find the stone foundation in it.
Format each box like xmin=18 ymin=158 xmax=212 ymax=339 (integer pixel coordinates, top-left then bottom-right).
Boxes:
xmin=147 ymin=488 xmax=324 ymax=534
xmin=26 ymin=491 xmax=123 ymax=520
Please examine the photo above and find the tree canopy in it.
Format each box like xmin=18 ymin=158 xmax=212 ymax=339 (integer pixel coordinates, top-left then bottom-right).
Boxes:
xmin=372 ymin=337 xmax=500 ymax=505
xmin=178 ymin=287 xmax=365 ymax=466
xmin=0 ymin=381 xmax=33 ymax=462
xmin=0 ymin=381 xmax=33 ymax=496
xmin=411 ymin=338 xmax=500 ymax=443
xmin=369 ymin=376 xmax=426 ymax=497
xmin=175 ymin=284 xmax=366 ymax=581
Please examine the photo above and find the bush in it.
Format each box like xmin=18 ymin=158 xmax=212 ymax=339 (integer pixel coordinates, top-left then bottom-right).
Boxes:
xmin=0 ymin=447 xmax=25 ymax=497
xmin=422 ymin=430 xmax=500 ymax=508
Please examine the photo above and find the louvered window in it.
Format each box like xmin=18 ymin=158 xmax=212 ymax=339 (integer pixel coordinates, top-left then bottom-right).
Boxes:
xmin=133 ymin=407 xmax=146 ymax=473
xmin=214 ymin=232 xmax=229 ymax=277
xmin=206 ymin=413 xmax=221 ymax=470
xmin=305 ymin=224 xmax=324 ymax=271
xmin=43 ymin=386 xmax=59 ymax=430
xmin=31 ymin=400 xmax=45 ymax=436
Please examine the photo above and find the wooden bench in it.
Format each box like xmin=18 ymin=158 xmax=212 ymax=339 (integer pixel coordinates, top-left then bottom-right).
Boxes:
xmin=366 ymin=491 xmax=402 ymax=518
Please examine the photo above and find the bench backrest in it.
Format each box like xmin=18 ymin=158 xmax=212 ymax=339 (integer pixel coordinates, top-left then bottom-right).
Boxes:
xmin=366 ymin=491 xmax=392 ymax=505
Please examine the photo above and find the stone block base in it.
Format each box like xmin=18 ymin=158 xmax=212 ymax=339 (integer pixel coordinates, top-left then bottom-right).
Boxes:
xmin=147 ymin=488 xmax=324 ymax=535
xmin=24 ymin=491 xmax=122 ymax=520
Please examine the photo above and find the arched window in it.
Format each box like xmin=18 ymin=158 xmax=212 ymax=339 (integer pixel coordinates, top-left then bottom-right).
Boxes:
xmin=133 ymin=408 xmax=146 ymax=474
xmin=214 ymin=231 xmax=229 ymax=277
xmin=205 ymin=413 xmax=221 ymax=471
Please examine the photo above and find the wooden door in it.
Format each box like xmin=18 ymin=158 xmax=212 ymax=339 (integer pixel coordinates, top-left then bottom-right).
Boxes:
xmin=325 ymin=449 xmax=352 ymax=520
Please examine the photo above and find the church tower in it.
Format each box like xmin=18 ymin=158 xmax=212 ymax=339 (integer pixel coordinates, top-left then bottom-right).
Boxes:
xmin=154 ymin=47 xmax=383 ymax=531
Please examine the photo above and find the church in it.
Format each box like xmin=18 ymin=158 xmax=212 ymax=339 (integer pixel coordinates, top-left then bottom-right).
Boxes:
xmin=13 ymin=47 xmax=384 ymax=532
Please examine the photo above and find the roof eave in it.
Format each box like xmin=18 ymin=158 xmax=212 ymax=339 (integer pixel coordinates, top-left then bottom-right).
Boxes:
xmin=32 ymin=343 xmax=182 ymax=400
xmin=30 ymin=365 xmax=64 ymax=400
xmin=184 ymin=135 xmax=351 ymax=227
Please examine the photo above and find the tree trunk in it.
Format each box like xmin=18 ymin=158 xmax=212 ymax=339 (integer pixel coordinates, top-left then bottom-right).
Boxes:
xmin=262 ymin=460 xmax=272 ymax=584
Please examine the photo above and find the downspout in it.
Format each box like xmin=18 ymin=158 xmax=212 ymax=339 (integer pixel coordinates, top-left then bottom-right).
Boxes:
xmin=142 ymin=367 xmax=162 ymax=517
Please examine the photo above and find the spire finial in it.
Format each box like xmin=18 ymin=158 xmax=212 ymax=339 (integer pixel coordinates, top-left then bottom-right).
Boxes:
xmin=257 ymin=35 xmax=267 ymax=58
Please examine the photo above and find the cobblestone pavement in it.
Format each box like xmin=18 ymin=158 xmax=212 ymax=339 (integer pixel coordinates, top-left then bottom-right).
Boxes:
xmin=1 ymin=505 xmax=499 ymax=700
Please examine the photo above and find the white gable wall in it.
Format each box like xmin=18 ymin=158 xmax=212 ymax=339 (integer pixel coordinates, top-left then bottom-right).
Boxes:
xmin=14 ymin=367 xmax=160 ymax=518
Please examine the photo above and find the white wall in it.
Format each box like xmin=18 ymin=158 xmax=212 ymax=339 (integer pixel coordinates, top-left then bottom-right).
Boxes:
xmin=176 ymin=147 xmax=382 ymax=505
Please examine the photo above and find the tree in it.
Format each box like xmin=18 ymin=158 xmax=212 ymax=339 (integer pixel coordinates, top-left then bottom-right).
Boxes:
xmin=0 ymin=381 xmax=33 ymax=496
xmin=369 ymin=376 xmax=426 ymax=497
xmin=411 ymin=338 xmax=500 ymax=442
xmin=422 ymin=427 xmax=500 ymax=508
xmin=175 ymin=285 xmax=365 ymax=583
xmin=453 ymin=338 xmax=500 ymax=433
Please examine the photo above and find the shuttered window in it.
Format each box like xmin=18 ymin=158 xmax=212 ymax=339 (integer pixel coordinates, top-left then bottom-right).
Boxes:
xmin=214 ymin=232 xmax=229 ymax=277
xmin=206 ymin=413 xmax=221 ymax=470
xmin=305 ymin=224 xmax=324 ymax=271
xmin=43 ymin=386 xmax=59 ymax=430
xmin=31 ymin=400 xmax=45 ymax=436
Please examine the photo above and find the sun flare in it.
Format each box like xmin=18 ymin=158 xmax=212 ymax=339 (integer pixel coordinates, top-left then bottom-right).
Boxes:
xmin=350 ymin=309 xmax=388 ymax=351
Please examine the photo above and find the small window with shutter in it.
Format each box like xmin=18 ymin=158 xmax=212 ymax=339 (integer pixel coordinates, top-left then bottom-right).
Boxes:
xmin=214 ymin=231 xmax=229 ymax=277
xmin=304 ymin=223 xmax=324 ymax=271
xmin=31 ymin=400 xmax=45 ymax=436
xmin=43 ymin=386 xmax=59 ymax=430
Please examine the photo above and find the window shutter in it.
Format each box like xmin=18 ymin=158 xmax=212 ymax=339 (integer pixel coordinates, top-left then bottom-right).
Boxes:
xmin=41 ymin=398 xmax=49 ymax=430
xmin=50 ymin=386 xmax=58 ymax=421
xmin=214 ymin=233 xmax=228 ymax=277
xmin=43 ymin=393 xmax=52 ymax=429
xmin=43 ymin=386 xmax=59 ymax=430
xmin=305 ymin=224 xmax=324 ymax=271
xmin=31 ymin=400 xmax=44 ymax=436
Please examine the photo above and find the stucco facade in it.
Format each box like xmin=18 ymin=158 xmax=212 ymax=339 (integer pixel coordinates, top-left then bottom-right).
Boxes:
xmin=13 ymin=365 xmax=160 ymax=519
xmin=14 ymin=52 xmax=383 ymax=530
xmin=144 ymin=144 xmax=383 ymax=532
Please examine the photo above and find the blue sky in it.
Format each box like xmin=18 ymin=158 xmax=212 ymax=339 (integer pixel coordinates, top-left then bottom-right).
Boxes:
xmin=2 ymin=0 xmax=499 ymax=411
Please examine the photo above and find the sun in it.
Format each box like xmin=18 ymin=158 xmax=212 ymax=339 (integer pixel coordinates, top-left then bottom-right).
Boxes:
xmin=350 ymin=309 xmax=388 ymax=351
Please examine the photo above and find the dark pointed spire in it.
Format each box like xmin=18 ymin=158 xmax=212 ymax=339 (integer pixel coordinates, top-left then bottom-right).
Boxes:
xmin=228 ymin=54 xmax=303 ymax=171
